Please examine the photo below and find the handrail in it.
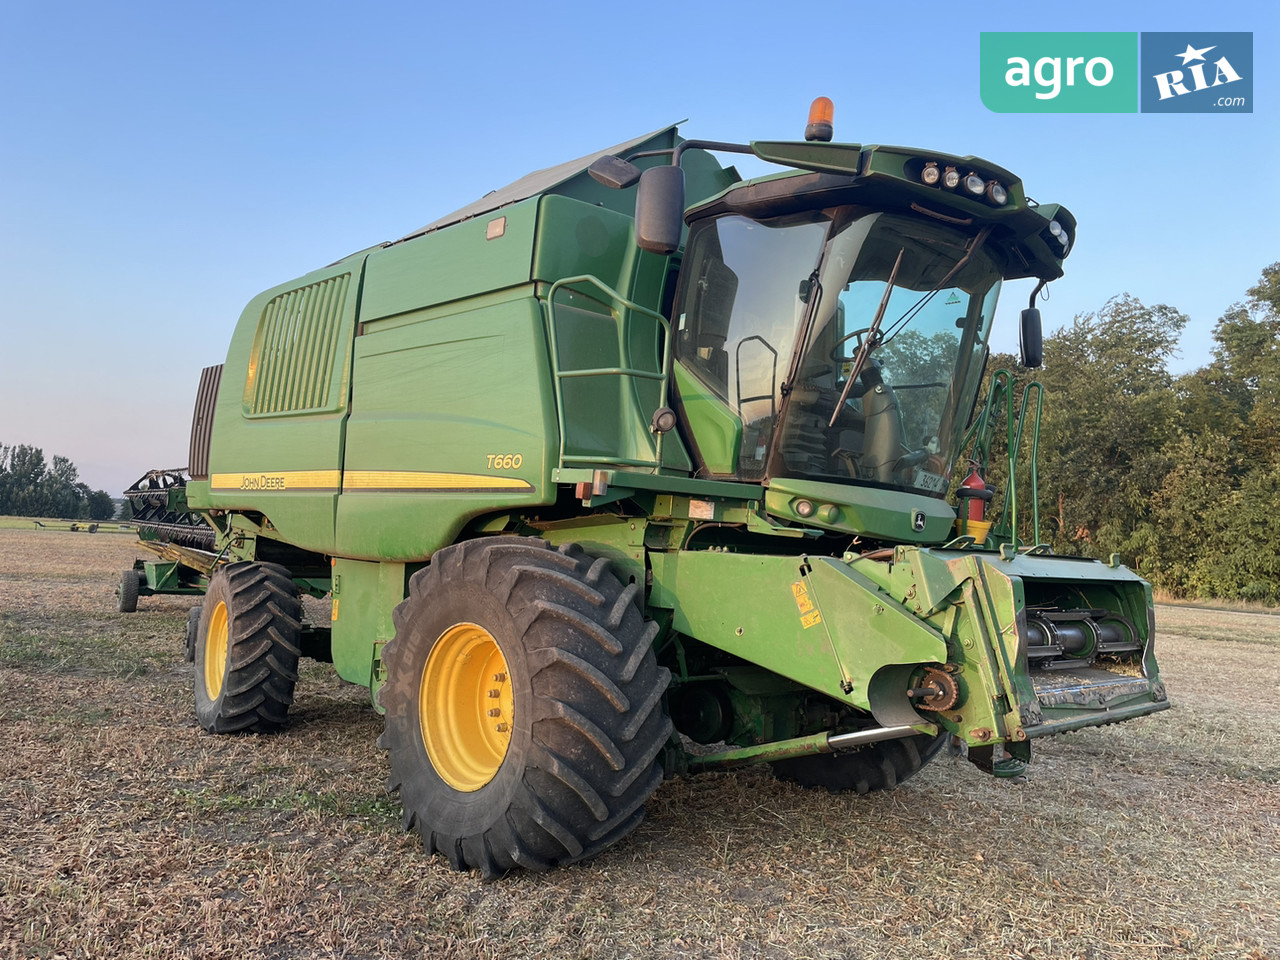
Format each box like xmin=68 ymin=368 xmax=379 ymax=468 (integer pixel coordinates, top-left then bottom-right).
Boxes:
xmin=959 ymin=369 xmax=1012 ymax=478
xmin=544 ymin=275 xmax=673 ymax=471
xmin=734 ymin=335 xmax=778 ymax=420
xmin=1008 ymin=382 xmax=1043 ymax=544
xmin=961 ymin=370 xmax=1044 ymax=550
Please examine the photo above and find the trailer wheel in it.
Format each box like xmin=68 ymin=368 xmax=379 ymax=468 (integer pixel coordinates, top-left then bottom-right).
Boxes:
xmin=194 ymin=562 xmax=301 ymax=734
xmin=378 ymin=538 xmax=672 ymax=878
xmin=771 ymin=731 xmax=947 ymax=794
xmin=116 ymin=569 xmax=140 ymax=613
xmin=183 ymin=605 xmax=202 ymax=663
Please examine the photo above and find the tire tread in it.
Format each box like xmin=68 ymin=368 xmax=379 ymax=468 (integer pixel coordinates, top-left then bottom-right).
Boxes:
xmin=195 ymin=562 xmax=301 ymax=735
xmin=379 ymin=537 xmax=670 ymax=876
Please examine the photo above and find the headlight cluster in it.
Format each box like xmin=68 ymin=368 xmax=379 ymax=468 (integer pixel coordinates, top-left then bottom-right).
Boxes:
xmin=1047 ymin=219 xmax=1070 ymax=255
xmin=920 ymin=162 xmax=1008 ymax=206
xmin=792 ymin=498 xmax=841 ymax=524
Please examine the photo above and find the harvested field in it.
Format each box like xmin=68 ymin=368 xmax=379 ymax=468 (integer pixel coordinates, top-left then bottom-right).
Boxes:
xmin=1 ymin=527 xmax=1277 ymax=960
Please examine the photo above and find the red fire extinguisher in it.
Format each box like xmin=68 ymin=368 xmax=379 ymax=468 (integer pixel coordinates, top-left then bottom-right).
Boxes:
xmin=959 ymin=463 xmax=993 ymax=521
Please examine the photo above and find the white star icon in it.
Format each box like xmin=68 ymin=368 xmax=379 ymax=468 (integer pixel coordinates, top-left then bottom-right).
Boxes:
xmin=1176 ymin=43 xmax=1216 ymax=65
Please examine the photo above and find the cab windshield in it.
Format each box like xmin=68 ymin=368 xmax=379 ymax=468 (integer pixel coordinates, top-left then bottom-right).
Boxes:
xmin=674 ymin=208 xmax=1002 ymax=494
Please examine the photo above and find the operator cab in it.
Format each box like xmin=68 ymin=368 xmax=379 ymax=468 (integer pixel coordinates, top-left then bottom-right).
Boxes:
xmin=590 ymin=99 xmax=1074 ymax=541
xmin=673 ymin=205 xmax=1000 ymax=500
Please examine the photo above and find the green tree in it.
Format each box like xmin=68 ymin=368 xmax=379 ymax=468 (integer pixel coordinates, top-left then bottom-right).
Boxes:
xmin=42 ymin=455 xmax=84 ymax=518
xmin=1211 ymin=263 xmax=1280 ymax=465
xmin=1198 ymin=461 xmax=1280 ymax=603
xmin=1157 ymin=263 xmax=1280 ymax=600
xmin=86 ymin=489 xmax=116 ymax=521
xmin=960 ymin=268 xmax=1277 ymax=603
xmin=2 ymin=445 xmax=50 ymax=516
xmin=1093 ymin=264 xmax=1279 ymax=601
xmin=1032 ymin=295 xmax=1186 ymax=567
xmin=1145 ymin=431 xmax=1240 ymax=597
xmin=1172 ymin=364 xmax=1250 ymax=469
xmin=0 ymin=444 xmax=117 ymax=519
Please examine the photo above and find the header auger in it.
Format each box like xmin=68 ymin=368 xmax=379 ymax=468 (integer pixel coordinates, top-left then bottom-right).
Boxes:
xmin=121 ymin=100 xmax=1168 ymax=876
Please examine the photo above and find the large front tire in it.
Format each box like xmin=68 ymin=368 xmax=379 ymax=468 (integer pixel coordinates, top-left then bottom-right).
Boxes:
xmin=771 ymin=732 xmax=947 ymax=794
xmin=378 ymin=538 xmax=672 ymax=878
xmin=194 ymin=562 xmax=301 ymax=734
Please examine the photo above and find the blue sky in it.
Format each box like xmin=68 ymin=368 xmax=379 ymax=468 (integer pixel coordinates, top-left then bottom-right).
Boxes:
xmin=1 ymin=0 xmax=1274 ymax=495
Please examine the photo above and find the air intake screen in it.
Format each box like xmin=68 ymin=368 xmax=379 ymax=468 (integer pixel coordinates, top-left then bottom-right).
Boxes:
xmin=246 ymin=274 xmax=351 ymax=414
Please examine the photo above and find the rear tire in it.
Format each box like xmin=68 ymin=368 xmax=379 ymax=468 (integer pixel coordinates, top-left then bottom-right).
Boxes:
xmin=116 ymin=569 xmax=140 ymax=613
xmin=771 ymin=732 xmax=947 ymax=794
xmin=378 ymin=538 xmax=672 ymax=878
xmin=194 ymin=562 xmax=301 ymax=734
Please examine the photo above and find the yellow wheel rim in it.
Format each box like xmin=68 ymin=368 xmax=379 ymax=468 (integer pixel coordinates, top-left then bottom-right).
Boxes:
xmin=204 ymin=600 xmax=229 ymax=701
xmin=420 ymin=623 xmax=513 ymax=792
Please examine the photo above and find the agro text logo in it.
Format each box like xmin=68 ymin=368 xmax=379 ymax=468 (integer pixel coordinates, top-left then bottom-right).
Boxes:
xmin=1140 ymin=33 xmax=1252 ymax=112
xmin=981 ymin=33 xmax=1138 ymax=113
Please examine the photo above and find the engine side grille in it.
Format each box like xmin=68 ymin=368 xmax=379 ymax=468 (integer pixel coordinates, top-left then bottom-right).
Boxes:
xmin=246 ymin=273 xmax=351 ymax=415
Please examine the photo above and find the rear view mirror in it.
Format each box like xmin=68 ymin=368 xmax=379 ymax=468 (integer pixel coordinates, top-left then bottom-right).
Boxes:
xmin=634 ymin=166 xmax=685 ymax=255
xmin=1020 ymin=308 xmax=1043 ymax=369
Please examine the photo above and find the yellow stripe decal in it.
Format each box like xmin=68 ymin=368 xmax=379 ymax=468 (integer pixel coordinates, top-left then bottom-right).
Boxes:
xmin=211 ymin=470 xmax=533 ymax=493
xmin=211 ymin=470 xmax=341 ymax=492
xmin=343 ymin=471 xmax=533 ymax=492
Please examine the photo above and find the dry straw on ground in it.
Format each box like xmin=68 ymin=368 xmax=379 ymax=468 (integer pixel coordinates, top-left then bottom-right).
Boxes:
xmin=1 ymin=528 xmax=1277 ymax=959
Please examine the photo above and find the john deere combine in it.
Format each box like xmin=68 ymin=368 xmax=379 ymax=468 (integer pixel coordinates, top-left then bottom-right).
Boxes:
xmin=128 ymin=100 xmax=1168 ymax=876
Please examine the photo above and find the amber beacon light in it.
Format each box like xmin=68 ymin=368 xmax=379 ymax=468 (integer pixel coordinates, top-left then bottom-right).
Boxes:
xmin=805 ymin=97 xmax=834 ymax=142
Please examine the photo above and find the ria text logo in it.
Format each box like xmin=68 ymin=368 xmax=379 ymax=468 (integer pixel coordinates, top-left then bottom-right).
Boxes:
xmin=1140 ymin=33 xmax=1252 ymax=113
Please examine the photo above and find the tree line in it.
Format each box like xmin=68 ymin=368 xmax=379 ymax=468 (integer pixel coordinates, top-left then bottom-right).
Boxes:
xmin=983 ymin=261 xmax=1280 ymax=604
xmin=0 ymin=445 xmax=117 ymax=520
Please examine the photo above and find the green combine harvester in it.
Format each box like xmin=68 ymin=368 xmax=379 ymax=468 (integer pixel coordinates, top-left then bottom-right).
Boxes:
xmin=122 ymin=100 xmax=1169 ymax=876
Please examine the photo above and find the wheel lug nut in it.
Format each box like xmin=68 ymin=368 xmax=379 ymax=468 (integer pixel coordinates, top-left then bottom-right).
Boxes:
xmin=488 ymin=689 xmax=500 ymax=698
xmin=495 ymin=723 xmax=509 ymax=733
xmin=493 ymin=673 xmax=507 ymax=682
xmin=487 ymin=708 xmax=501 ymax=717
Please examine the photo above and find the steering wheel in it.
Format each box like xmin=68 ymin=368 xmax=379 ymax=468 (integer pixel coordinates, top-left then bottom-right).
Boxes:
xmin=830 ymin=327 xmax=872 ymax=362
